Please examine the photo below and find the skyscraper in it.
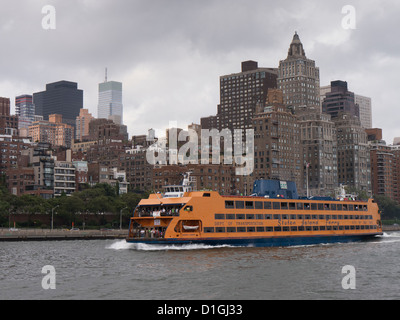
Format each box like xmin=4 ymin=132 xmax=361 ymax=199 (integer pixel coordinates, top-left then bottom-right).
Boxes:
xmin=98 ymin=79 xmax=123 ymax=125
xmin=277 ymin=32 xmax=320 ymax=110
xmin=15 ymin=95 xmax=35 ymax=130
xmin=33 ymin=81 xmax=83 ymax=128
xmin=322 ymin=80 xmax=360 ymax=120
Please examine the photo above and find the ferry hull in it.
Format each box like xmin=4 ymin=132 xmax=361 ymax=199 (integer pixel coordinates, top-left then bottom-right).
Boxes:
xmin=126 ymin=233 xmax=382 ymax=248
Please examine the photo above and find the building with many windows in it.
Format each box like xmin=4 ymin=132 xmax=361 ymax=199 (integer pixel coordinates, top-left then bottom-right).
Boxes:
xmin=278 ymin=32 xmax=320 ymax=111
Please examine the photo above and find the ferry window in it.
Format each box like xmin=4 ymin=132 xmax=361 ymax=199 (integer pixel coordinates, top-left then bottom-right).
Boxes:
xmin=306 ymin=226 xmax=312 ymax=231
xmin=313 ymin=226 xmax=319 ymax=231
xmin=256 ymin=214 xmax=264 ymax=220
xmin=312 ymin=214 xmax=318 ymax=219
xmin=345 ymin=226 xmax=350 ymax=230
xmin=325 ymin=215 xmax=331 ymax=220
xmin=246 ymin=214 xmax=255 ymax=220
xmin=282 ymin=227 xmax=289 ymax=232
xmin=350 ymin=226 xmax=355 ymax=230
xmin=204 ymin=227 xmax=214 ymax=233
xmin=297 ymin=203 xmax=303 ymax=210
xmin=311 ymin=203 xmax=317 ymax=210
xmin=264 ymin=202 xmax=272 ymax=209
xmin=364 ymin=205 xmax=368 ymax=211
xmin=349 ymin=205 xmax=354 ymax=211
xmin=237 ymin=227 xmax=246 ymax=232
xmin=226 ymin=214 xmax=235 ymax=219
xmin=256 ymin=227 xmax=265 ymax=232
xmin=338 ymin=215 xmax=343 ymax=220
xmin=354 ymin=205 xmax=359 ymax=211
xmin=216 ymin=227 xmax=226 ymax=233
xmin=324 ymin=203 xmax=330 ymax=210
xmin=247 ymin=227 xmax=256 ymax=232
xmin=245 ymin=201 xmax=254 ymax=209
xmin=227 ymin=227 xmax=236 ymax=233
xmin=331 ymin=204 xmax=337 ymax=211
xmin=305 ymin=215 xmax=311 ymax=220
xmin=274 ymin=227 xmax=282 ymax=232
xmin=236 ymin=214 xmax=245 ymax=220
xmin=265 ymin=214 xmax=272 ymax=220
xmin=337 ymin=204 xmax=342 ymax=210
xmin=360 ymin=225 xmax=365 ymax=230
xmin=290 ymin=214 xmax=296 ymax=220
xmin=349 ymin=215 xmax=354 ymax=219
xmin=343 ymin=204 xmax=348 ymax=211
xmin=304 ymin=203 xmax=310 ymax=210
xmin=318 ymin=203 xmax=324 ymax=210
xmin=281 ymin=202 xmax=288 ymax=210
xmin=318 ymin=215 xmax=324 ymax=220
xmin=289 ymin=203 xmax=296 ymax=210
xmin=282 ymin=214 xmax=289 ymax=220
xmin=327 ymin=226 xmax=332 ymax=231
xmin=273 ymin=214 xmax=281 ymax=220
xmin=320 ymin=226 xmax=326 ymax=231
xmin=266 ymin=227 xmax=273 ymax=232
xmin=255 ymin=201 xmax=263 ymax=209
xmin=215 ymin=214 xmax=225 ymax=220
xmin=332 ymin=215 xmax=337 ymax=219
xmin=203 ymin=193 xmax=211 ymax=197
xmin=183 ymin=206 xmax=193 ymax=212
xmin=235 ymin=201 xmax=244 ymax=209
xmin=344 ymin=215 xmax=349 ymax=220
xmin=297 ymin=214 xmax=304 ymax=220
xmin=273 ymin=202 xmax=280 ymax=210
xmin=225 ymin=201 xmax=234 ymax=209
xmin=298 ymin=226 xmax=305 ymax=231
xmin=290 ymin=226 xmax=298 ymax=232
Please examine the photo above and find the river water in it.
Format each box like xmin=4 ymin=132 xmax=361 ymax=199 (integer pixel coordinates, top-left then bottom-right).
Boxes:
xmin=0 ymin=232 xmax=399 ymax=300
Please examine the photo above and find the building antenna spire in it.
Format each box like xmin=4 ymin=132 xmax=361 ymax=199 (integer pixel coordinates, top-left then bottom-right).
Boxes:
xmin=105 ymin=68 xmax=108 ymax=83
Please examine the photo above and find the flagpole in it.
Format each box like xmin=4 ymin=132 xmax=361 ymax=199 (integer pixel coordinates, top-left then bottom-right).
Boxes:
xmin=306 ymin=162 xmax=309 ymax=199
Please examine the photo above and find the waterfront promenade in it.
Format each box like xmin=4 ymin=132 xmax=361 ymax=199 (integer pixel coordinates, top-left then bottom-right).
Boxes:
xmin=0 ymin=228 xmax=128 ymax=241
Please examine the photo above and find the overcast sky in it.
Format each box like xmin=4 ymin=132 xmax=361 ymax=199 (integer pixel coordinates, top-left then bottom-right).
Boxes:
xmin=1 ymin=0 xmax=399 ymax=143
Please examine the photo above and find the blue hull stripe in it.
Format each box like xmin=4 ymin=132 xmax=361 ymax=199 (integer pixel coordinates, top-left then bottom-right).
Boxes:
xmin=126 ymin=233 xmax=382 ymax=247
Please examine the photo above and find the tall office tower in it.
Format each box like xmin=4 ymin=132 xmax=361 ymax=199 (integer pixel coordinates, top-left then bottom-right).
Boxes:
xmin=277 ymin=32 xmax=321 ymax=110
xmin=321 ymin=80 xmax=360 ymax=120
xmin=335 ymin=114 xmax=371 ymax=193
xmin=202 ymin=61 xmax=277 ymax=135
xmin=355 ymin=94 xmax=372 ymax=129
xmin=75 ymin=108 xmax=94 ymax=141
xmin=33 ymin=81 xmax=83 ymax=128
xmin=98 ymin=79 xmax=123 ymax=125
xmin=297 ymin=107 xmax=338 ymax=197
xmin=15 ymin=95 xmax=35 ymax=130
xmin=252 ymin=89 xmax=302 ymax=193
xmin=218 ymin=60 xmax=277 ymax=133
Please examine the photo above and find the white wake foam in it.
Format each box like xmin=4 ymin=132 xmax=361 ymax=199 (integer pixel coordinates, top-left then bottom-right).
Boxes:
xmin=106 ymin=240 xmax=236 ymax=251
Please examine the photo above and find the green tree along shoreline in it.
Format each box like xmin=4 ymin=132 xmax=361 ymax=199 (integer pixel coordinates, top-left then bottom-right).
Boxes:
xmin=0 ymin=183 xmax=149 ymax=229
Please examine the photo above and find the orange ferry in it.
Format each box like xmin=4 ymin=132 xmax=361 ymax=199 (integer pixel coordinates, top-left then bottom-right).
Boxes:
xmin=127 ymin=175 xmax=383 ymax=247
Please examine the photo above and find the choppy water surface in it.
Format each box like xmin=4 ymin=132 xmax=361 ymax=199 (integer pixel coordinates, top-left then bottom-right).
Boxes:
xmin=1 ymin=232 xmax=399 ymax=300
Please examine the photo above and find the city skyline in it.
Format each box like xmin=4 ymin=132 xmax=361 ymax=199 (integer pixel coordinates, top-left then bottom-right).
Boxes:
xmin=1 ymin=0 xmax=400 ymax=143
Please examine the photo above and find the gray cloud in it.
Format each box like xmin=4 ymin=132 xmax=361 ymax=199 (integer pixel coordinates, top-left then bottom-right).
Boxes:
xmin=0 ymin=0 xmax=399 ymax=143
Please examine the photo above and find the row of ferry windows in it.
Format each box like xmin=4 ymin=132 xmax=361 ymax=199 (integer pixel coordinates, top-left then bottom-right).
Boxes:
xmin=225 ymin=200 xmax=368 ymax=212
xmin=215 ymin=213 xmax=374 ymax=220
xmin=204 ymin=225 xmax=378 ymax=233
